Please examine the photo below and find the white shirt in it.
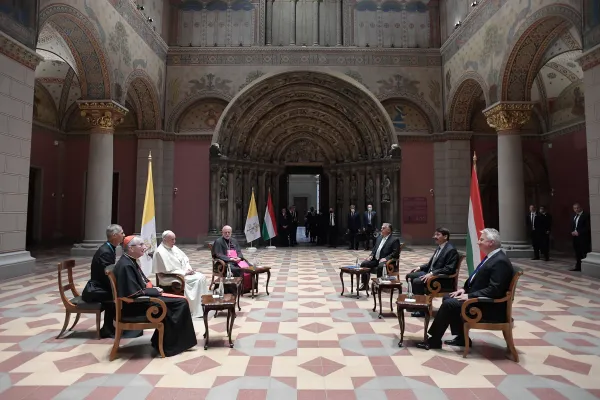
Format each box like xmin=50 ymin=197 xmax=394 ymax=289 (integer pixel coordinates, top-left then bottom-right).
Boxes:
xmin=530 ymin=213 xmax=536 ymax=230
xmin=574 ymin=212 xmax=582 ymax=229
xmin=432 ymin=241 xmax=448 ymax=263
xmin=330 ymin=213 xmax=335 ymax=226
xmin=469 ymin=248 xmax=503 ymax=283
xmin=375 ymin=235 xmax=389 ymax=260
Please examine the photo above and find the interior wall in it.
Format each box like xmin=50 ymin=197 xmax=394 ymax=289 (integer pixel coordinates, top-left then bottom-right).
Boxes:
xmin=288 ymin=174 xmax=318 ymax=211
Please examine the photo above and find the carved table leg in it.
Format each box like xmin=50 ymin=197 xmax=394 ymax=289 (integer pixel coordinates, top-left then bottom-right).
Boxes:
xmin=356 ymin=273 xmax=360 ymax=299
xmin=398 ymin=305 xmax=405 ymax=347
xmin=350 ymin=274 xmax=354 ymax=294
xmin=203 ymin=307 xmax=210 ymax=350
xmin=265 ymin=271 xmax=271 ymax=295
xmin=228 ymin=307 xmax=236 ymax=348
xmin=251 ymin=273 xmax=256 ymax=299
xmin=372 ymin=283 xmax=377 ymax=312
xmin=340 ymin=271 xmax=345 ymax=296
xmin=237 ymin=282 xmax=241 ymax=311
xmin=378 ymin=285 xmax=383 ymax=318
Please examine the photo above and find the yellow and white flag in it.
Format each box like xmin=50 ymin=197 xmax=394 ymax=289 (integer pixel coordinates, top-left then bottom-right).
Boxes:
xmin=140 ymin=152 xmax=157 ymax=275
xmin=244 ymin=188 xmax=261 ymax=243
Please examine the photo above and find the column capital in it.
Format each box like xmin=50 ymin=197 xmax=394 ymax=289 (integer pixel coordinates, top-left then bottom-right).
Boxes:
xmin=483 ymin=101 xmax=534 ymax=132
xmin=77 ymin=100 xmax=128 ymax=132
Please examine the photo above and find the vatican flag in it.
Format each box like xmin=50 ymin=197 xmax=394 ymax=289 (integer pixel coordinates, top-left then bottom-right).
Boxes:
xmin=244 ymin=188 xmax=261 ymax=244
xmin=140 ymin=151 xmax=157 ymax=275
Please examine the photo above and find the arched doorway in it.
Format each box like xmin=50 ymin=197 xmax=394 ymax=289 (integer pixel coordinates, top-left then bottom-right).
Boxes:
xmin=209 ymin=70 xmax=400 ymax=240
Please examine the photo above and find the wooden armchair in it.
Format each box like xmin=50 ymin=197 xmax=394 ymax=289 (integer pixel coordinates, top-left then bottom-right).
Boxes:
xmin=105 ymin=265 xmax=167 ymax=361
xmin=461 ymin=266 xmax=523 ymax=362
xmin=384 ymin=242 xmax=405 ymax=278
xmin=426 ymin=254 xmax=466 ymax=315
xmin=154 ymin=269 xmax=185 ymax=296
xmin=56 ymin=259 xmax=103 ymax=339
xmin=208 ymin=243 xmax=226 ymax=290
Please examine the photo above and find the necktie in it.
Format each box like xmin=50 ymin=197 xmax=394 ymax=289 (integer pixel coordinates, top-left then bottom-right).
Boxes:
xmin=531 ymin=214 xmax=535 ymax=229
xmin=432 ymin=246 xmax=441 ymax=262
xmin=575 ymin=214 xmax=580 ymax=228
xmin=330 ymin=213 xmax=334 ymax=226
xmin=468 ymin=256 xmax=488 ymax=284
xmin=368 ymin=212 xmax=371 ymax=223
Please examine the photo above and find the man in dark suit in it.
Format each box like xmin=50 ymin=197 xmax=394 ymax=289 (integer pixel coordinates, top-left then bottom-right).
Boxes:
xmin=406 ymin=227 xmax=459 ymax=317
xmin=347 ymin=204 xmax=361 ymax=250
xmin=526 ymin=204 xmax=541 ymax=260
xmin=289 ymin=205 xmax=299 ymax=246
xmin=213 ymin=225 xmax=246 ymax=277
xmin=538 ymin=205 xmax=552 ymax=261
xmin=327 ymin=207 xmax=338 ymax=247
xmin=571 ymin=202 xmax=591 ymax=271
xmin=417 ymin=228 xmax=514 ymax=350
xmin=81 ymin=224 xmax=125 ymax=338
xmin=363 ymin=204 xmax=377 ymax=250
xmin=278 ymin=208 xmax=290 ymax=247
xmin=359 ymin=223 xmax=400 ymax=289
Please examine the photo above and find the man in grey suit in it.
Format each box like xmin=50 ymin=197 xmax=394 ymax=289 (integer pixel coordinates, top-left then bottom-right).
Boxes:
xmin=359 ymin=223 xmax=400 ymax=289
xmin=405 ymin=227 xmax=458 ymax=317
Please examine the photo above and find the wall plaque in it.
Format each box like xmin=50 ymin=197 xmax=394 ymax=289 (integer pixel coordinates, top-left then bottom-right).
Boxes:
xmin=403 ymin=197 xmax=427 ymax=224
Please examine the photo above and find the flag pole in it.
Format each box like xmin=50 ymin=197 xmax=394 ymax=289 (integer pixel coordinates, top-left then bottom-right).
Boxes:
xmin=265 ymin=187 xmax=277 ymax=249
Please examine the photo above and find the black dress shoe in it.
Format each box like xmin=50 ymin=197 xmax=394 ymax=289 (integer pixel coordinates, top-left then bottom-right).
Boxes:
xmin=444 ymin=337 xmax=472 ymax=347
xmin=416 ymin=341 xmax=441 ymax=350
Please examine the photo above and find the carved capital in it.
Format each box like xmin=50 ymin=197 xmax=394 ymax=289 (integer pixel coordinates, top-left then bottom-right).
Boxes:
xmin=483 ymin=102 xmax=533 ymax=132
xmin=0 ymin=31 xmax=43 ymax=70
xmin=77 ymin=100 xmax=128 ymax=132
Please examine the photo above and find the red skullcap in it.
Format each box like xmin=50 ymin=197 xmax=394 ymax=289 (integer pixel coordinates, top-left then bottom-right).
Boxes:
xmin=123 ymin=235 xmax=136 ymax=247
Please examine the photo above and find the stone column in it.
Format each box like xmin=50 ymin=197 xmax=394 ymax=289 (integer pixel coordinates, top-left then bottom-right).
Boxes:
xmin=392 ymin=165 xmax=401 ymax=236
xmin=483 ymin=102 xmax=533 ymax=257
xmin=313 ymin=0 xmax=319 ymax=45
xmin=71 ymin=100 xmax=128 ymax=256
xmin=267 ymin=0 xmax=273 ymax=45
xmin=578 ymin=45 xmax=600 ymax=277
xmin=0 ymin=33 xmax=42 ymax=279
xmin=336 ymin=0 xmax=342 ymax=45
xmin=433 ymin=134 xmax=472 ymax=245
xmin=290 ymin=0 xmax=297 ymax=45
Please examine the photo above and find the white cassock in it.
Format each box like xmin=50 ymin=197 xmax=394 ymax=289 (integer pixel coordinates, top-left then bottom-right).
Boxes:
xmin=152 ymin=244 xmax=209 ymax=318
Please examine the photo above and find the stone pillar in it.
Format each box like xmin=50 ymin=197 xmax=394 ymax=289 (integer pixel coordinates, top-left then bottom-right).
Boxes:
xmin=0 ymin=33 xmax=42 ymax=279
xmin=392 ymin=165 xmax=401 ymax=236
xmin=227 ymin=167 xmax=235 ymax=230
xmin=290 ymin=0 xmax=297 ymax=45
xmin=313 ymin=0 xmax=319 ymax=45
xmin=266 ymin=0 xmax=273 ymax=45
xmin=336 ymin=0 xmax=342 ymax=45
xmin=578 ymin=45 xmax=600 ymax=277
xmin=209 ymin=164 xmax=219 ymax=234
xmin=433 ymin=134 xmax=472 ymax=244
xmin=483 ymin=102 xmax=533 ymax=257
xmin=71 ymin=100 xmax=128 ymax=256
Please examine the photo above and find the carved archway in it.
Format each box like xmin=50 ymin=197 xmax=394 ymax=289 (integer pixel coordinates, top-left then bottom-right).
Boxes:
xmin=447 ymin=72 xmax=488 ymax=131
xmin=208 ymin=70 xmax=401 ymax=239
xmin=39 ymin=5 xmax=112 ymax=100
xmin=499 ymin=4 xmax=582 ymax=101
xmin=167 ymin=92 xmax=233 ymax=132
xmin=124 ymin=71 xmax=162 ymax=130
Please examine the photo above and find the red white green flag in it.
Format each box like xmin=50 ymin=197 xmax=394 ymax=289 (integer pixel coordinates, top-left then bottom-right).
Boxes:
xmin=262 ymin=189 xmax=278 ymax=240
xmin=466 ymin=153 xmax=485 ymax=274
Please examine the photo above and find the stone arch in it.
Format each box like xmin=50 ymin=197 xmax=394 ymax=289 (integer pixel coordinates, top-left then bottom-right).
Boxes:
xmin=377 ymin=91 xmax=441 ymax=133
xmin=381 ymin=98 xmax=435 ymax=133
xmin=274 ymin=137 xmax=336 ymax=164
xmin=175 ymin=97 xmax=229 ymax=133
xmin=38 ymin=5 xmax=112 ymax=100
xmin=167 ymin=92 xmax=233 ymax=132
xmin=123 ymin=70 xmax=161 ymax=130
xmin=447 ymin=72 xmax=488 ymax=131
xmin=499 ymin=4 xmax=582 ymax=101
xmin=213 ymin=69 xmax=397 ymax=162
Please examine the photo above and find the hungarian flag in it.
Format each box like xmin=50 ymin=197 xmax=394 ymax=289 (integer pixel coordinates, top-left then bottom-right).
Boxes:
xmin=466 ymin=154 xmax=485 ymax=274
xmin=244 ymin=188 xmax=261 ymax=243
xmin=262 ymin=189 xmax=277 ymax=240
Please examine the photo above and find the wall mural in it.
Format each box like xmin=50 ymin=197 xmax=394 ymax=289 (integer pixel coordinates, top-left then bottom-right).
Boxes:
xmin=550 ymin=81 xmax=585 ymax=129
xmin=109 ymin=21 xmax=132 ymax=100
xmin=383 ymin=100 xmax=432 ymax=132
xmin=177 ymin=100 xmax=227 ymax=132
xmin=168 ymin=73 xmax=233 ymax=109
xmin=33 ymin=83 xmax=58 ymax=128
xmin=0 ymin=0 xmax=38 ymax=48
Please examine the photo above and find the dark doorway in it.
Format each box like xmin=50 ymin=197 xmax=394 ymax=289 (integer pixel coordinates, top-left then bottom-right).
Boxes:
xmin=26 ymin=167 xmax=42 ymax=247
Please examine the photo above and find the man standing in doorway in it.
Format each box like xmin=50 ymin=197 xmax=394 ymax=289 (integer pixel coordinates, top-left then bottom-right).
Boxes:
xmin=289 ymin=205 xmax=299 ymax=246
xmin=363 ymin=204 xmax=377 ymax=250
xmin=347 ymin=204 xmax=361 ymax=250
xmin=526 ymin=205 xmax=540 ymax=260
xmin=538 ymin=205 xmax=552 ymax=261
xmin=571 ymin=203 xmax=591 ymax=271
xmin=328 ymin=207 xmax=337 ymax=247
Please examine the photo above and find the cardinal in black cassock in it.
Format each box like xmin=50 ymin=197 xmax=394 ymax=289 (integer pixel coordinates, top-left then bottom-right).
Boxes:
xmin=114 ymin=235 xmax=197 ymax=357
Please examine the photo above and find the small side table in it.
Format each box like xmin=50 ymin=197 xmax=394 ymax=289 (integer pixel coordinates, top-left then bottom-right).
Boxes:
xmin=339 ymin=267 xmax=371 ymax=299
xmin=202 ymin=294 xmax=236 ymax=350
xmin=215 ymin=277 xmax=242 ymax=311
xmin=371 ymin=278 xmax=403 ymax=318
xmin=396 ymin=294 xmax=431 ymax=347
xmin=244 ymin=266 xmax=272 ymax=299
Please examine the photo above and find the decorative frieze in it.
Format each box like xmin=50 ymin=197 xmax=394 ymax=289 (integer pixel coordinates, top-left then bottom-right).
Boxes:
xmin=577 ymin=43 xmax=600 ymax=72
xmin=0 ymin=30 xmax=43 ymax=70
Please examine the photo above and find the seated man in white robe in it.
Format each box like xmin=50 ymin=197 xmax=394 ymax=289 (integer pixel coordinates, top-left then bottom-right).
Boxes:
xmin=152 ymin=230 xmax=208 ymax=318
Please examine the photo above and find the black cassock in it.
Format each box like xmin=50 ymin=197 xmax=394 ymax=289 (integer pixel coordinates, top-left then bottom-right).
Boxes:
xmin=113 ymin=255 xmax=197 ymax=356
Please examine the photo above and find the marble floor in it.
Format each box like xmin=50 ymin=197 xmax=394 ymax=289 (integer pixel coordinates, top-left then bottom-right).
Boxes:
xmin=0 ymin=245 xmax=599 ymax=399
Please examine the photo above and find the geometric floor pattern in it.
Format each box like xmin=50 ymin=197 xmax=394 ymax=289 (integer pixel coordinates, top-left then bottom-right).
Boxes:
xmin=1 ymin=245 xmax=600 ymax=399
